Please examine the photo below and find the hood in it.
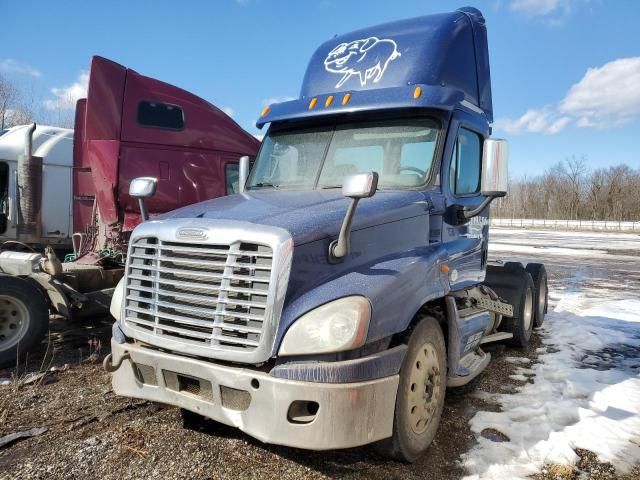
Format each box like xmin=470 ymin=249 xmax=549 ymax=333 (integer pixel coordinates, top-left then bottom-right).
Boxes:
xmin=159 ymin=189 xmax=432 ymax=245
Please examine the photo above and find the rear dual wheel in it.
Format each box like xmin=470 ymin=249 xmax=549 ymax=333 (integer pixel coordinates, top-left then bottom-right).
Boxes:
xmin=485 ymin=264 xmax=535 ymax=347
xmin=526 ymin=263 xmax=548 ymax=328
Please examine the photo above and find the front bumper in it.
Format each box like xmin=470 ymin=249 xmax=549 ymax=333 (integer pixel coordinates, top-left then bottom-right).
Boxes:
xmin=110 ymin=340 xmax=399 ymax=450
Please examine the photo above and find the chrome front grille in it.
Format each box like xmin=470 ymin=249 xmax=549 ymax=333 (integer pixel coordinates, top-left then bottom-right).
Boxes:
xmin=124 ymin=237 xmax=274 ymax=354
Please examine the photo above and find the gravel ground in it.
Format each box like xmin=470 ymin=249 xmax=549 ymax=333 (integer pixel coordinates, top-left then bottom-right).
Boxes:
xmin=0 ymin=320 xmax=543 ymax=480
xmin=1 ymin=228 xmax=639 ymax=479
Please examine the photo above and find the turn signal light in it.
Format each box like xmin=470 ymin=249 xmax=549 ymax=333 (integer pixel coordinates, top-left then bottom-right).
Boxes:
xmin=413 ymin=86 xmax=422 ymax=99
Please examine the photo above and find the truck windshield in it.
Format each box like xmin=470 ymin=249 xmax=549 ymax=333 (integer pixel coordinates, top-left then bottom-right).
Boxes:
xmin=247 ymin=118 xmax=439 ymax=190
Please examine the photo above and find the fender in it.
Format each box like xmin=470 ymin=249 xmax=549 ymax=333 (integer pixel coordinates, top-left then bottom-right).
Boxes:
xmin=274 ymin=243 xmax=451 ymax=355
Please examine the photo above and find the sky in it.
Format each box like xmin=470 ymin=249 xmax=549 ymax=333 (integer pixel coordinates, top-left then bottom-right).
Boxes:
xmin=1 ymin=0 xmax=639 ymax=177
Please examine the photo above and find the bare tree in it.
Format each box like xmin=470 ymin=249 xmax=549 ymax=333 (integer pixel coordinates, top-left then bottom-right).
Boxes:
xmin=0 ymin=73 xmax=34 ymax=129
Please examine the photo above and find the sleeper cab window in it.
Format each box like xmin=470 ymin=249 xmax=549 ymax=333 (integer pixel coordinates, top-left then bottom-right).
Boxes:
xmin=137 ymin=101 xmax=185 ymax=130
xmin=450 ymin=128 xmax=482 ymax=195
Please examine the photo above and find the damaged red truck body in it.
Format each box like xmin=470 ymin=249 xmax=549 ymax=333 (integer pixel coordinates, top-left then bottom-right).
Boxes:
xmin=0 ymin=56 xmax=259 ymax=367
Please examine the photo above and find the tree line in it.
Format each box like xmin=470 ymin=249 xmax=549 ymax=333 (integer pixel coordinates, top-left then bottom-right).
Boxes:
xmin=493 ymin=157 xmax=640 ymax=221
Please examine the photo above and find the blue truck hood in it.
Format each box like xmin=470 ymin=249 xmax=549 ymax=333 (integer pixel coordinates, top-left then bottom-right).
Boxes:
xmin=159 ymin=189 xmax=431 ymax=246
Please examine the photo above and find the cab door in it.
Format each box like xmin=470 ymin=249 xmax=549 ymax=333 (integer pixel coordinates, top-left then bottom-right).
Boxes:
xmin=0 ymin=160 xmax=17 ymax=240
xmin=441 ymin=110 xmax=490 ymax=288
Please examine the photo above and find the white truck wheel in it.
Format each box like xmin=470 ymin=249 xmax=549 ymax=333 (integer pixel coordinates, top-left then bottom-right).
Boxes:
xmin=0 ymin=276 xmax=49 ymax=368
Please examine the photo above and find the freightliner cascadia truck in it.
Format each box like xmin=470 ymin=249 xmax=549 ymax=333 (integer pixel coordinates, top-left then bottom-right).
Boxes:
xmin=106 ymin=8 xmax=548 ymax=461
xmin=0 ymin=56 xmax=259 ymax=367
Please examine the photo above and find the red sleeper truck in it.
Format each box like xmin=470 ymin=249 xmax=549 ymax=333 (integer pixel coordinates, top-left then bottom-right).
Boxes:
xmin=0 ymin=56 xmax=259 ymax=367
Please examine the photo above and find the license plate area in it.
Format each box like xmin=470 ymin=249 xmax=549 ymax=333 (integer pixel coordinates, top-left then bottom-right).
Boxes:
xmin=163 ymin=371 xmax=213 ymax=400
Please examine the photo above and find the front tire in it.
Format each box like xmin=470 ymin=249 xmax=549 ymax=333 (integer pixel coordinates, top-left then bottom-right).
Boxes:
xmin=0 ymin=276 xmax=49 ymax=368
xmin=375 ymin=315 xmax=446 ymax=462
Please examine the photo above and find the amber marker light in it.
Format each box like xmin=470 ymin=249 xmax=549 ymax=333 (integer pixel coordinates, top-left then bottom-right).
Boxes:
xmin=309 ymin=98 xmax=318 ymax=109
xmin=261 ymin=105 xmax=270 ymax=116
xmin=325 ymin=95 xmax=334 ymax=108
xmin=440 ymin=263 xmax=450 ymax=273
xmin=342 ymin=93 xmax=351 ymax=105
xmin=413 ymin=86 xmax=423 ymax=99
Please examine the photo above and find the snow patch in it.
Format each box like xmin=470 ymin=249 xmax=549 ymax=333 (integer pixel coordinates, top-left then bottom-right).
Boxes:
xmin=462 ymin=292 xmax=640 ymax=479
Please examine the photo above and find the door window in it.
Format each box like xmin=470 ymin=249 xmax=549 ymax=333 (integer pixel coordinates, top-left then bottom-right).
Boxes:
xmin=450 ymin=128 xmax=482 ymax=195
xmin=225 ymin=163 xmax=240 ymax=194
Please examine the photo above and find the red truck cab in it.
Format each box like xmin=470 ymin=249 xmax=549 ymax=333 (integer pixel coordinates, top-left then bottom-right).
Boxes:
xmin=74 ymin=56 xmax=260 ymax=248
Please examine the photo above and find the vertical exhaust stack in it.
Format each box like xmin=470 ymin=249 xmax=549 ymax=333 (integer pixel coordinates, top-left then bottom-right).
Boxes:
xmin=17 ymin=123 xmax=43 ymax=241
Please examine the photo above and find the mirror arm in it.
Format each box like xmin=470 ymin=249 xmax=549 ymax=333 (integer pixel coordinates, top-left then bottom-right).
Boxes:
xmin=462 ymin=195 xmax=495 ymax=219
xmin=329 ymin=197 xmax=360 ymax=261
xmin=138 ymin=198 xmax=150 ymax=221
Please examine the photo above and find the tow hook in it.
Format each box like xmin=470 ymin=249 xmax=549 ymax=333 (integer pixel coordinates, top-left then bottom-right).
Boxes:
xmin=103 ymin=352 xmax=131 ymax=372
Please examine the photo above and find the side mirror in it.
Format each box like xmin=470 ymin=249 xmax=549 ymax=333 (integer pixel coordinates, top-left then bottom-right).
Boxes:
xmin=342 ymin=172 xmax=379 ymax=199
xmin=481 ymin=139 xmax=508 ymax=197
xmin=238 ymin=156 xmax=250 ymax=193
xmin=330 ymin=172 xmax=379 ymax=261
xmin=129 ymin=177 xmax=158 ymax=221
xmin=453 ymin=139 xmax=509 ymax=223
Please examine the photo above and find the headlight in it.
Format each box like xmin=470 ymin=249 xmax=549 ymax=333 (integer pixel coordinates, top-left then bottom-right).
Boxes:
xmin=278 ymin=296 xmax=371 ymax=356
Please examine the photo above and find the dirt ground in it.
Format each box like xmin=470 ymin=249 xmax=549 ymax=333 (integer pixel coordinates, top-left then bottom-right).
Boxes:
xmin=0 ymin=313 xmax=545 ymax=480
xmin=2 ymin=229 xmax=640 ymax=479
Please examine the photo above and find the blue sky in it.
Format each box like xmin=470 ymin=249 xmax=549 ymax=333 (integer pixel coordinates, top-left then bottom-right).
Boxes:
xmin=2 ymin=0 xmax=639 ymax=177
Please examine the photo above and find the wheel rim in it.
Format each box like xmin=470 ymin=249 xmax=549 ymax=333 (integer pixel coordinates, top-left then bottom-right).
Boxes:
xmin=523 ymin=288 xmax=533 ymax=331
xmin=408 ymin=341 xmax=442 ymax=435
xmin=538 ymin=278 xmax=547 ymax=316
xmin=0 ymin=295 xmax=30 ymax=350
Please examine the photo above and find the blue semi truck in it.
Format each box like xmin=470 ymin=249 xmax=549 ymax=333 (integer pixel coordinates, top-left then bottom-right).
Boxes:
xmin=105 ymin=7 xmax=548 ymax=461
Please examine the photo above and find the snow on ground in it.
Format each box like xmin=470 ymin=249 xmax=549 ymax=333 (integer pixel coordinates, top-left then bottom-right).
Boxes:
xmin=463 ymin=228 xmax=640 ymax=479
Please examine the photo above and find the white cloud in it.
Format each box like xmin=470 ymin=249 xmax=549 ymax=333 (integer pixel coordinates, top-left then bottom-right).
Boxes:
xmin=494 ymin=107 xmax=571 ymax=135
xmin=221 ymin=106 xmax=234 ymax=117
xmin=0 ymin=59 xmax=41 ymax=77
xmin=509 ymin=0 xmax=563 ymax=16
xmin=43 ymin=71 xmax=89 ymax=111
xmin=558 ymin=57 xmax=640 ymax=128
xmin=494 ymin=57 xmax=640 ymax=135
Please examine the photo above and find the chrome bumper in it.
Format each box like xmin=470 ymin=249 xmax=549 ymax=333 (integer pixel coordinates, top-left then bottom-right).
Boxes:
xmin=110 ymin=340 xmax=399 ymax=450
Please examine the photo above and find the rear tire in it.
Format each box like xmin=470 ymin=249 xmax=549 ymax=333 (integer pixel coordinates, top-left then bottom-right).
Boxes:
xmin=374 ymin=315 xmax=446 ymax=462
xmin=0 ymin=276 xmax=49 ymax=369
xmin=525 ymin=263 xmax=548 ymax=328
xmin=485 ymin=266 xmax=535 ymax=348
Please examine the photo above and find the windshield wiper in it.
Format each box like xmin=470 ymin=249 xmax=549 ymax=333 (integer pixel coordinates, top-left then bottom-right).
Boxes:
xmin=250 ymin=182 xmax=280 ymax=189
xmin=321 ymin=185 xmax=342 ymax=189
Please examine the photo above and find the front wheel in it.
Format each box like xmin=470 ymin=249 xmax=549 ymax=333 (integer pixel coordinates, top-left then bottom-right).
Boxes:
xmin=374 ymin=315 xmax=446 ymax=462
xmin=0 ymin=276 xmax=49 ymax=368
